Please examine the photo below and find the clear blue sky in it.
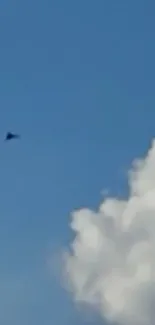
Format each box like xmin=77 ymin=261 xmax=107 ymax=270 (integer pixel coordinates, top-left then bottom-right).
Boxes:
xmin=0 ymin=0 xmax=155 ymax=324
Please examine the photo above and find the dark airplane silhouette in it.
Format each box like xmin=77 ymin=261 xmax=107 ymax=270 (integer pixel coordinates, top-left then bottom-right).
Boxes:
xmin=5 ymin=132 xmax=20 ymax=141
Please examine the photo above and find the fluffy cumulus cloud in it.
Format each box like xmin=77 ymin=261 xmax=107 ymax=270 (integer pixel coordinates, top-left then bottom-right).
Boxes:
xmin=63 ymin=140 xmax=155 ymax=325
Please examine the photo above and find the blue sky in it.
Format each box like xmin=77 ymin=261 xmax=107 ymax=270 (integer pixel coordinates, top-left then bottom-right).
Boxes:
xmin=0 ymin=0 xmax=155 ymax=324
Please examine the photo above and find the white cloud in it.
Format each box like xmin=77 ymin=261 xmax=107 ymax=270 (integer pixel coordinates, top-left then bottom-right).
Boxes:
xmin=63 ymin=139 xmax=155 ymax=325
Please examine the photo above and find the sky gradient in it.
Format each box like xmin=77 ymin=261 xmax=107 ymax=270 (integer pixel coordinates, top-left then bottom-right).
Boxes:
xmin=0 ymin=1 xmax=155 ymax=324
